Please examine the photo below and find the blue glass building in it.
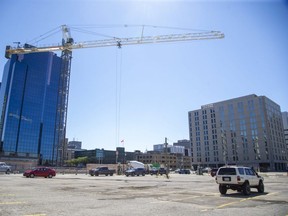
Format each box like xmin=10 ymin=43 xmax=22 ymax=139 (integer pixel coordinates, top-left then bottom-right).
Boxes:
xmin=0 ymin=52 xmax=63 ymax=165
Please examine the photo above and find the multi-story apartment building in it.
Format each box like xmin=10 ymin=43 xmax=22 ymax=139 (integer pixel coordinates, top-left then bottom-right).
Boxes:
xmin=188 ymin=94 xmax=287 ymax=171
xmin=0 ymin=52 xmax=64 ymax=165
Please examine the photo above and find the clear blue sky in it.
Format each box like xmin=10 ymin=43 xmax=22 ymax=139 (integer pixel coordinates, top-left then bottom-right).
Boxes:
xmin=0 ymin=0 xmax=287 ymax=152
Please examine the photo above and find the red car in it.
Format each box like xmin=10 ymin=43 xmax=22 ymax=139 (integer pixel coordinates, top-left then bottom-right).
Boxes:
xmin=23 ymin=167 xmax=56 ymax=178
xmin=210 ymin=168 xmax=219 ymax=177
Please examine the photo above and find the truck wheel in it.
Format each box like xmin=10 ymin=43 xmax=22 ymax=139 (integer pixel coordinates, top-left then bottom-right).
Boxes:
xmin=257 ymin=181 xmax=264 ymax=193
xmin=6 ymin=170 xmax=10 ymax=174
xmin=110 ymin=173 xmax=113 ymax=176
xmin=242 ymin=182 xmax=250 ymax=195
xmin=219 ymin=184 xmax=227 ymax=195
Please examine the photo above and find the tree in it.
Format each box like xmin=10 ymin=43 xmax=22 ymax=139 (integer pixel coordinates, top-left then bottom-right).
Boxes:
xmin=65 ymin=157 xmax=88 ymax=166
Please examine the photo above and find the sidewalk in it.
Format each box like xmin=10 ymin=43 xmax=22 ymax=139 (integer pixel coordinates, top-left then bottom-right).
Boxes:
xmin=258 ymin=172 xmax=287 ymax=177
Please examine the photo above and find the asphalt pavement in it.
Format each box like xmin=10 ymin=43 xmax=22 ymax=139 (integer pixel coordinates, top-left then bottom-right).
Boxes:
xmin=0 ymin=172 xmax=287 ymax=216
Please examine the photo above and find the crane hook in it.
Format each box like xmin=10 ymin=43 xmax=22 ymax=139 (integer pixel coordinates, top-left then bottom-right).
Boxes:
xmin=117 ymin=41 xmax=122 ymax=49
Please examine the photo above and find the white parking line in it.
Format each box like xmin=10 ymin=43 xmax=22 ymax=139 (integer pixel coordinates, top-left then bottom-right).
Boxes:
xmin=0 ymin=201 xmax=26 ymax=205
xmin=23 ymin=214 xmax=46 ymax=216
xmin=0 ymin=193 xmax=15 ymax=196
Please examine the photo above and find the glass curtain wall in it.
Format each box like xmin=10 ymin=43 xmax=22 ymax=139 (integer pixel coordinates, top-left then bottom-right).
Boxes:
xmin=0 ymin=52 xmax=62 ymax=165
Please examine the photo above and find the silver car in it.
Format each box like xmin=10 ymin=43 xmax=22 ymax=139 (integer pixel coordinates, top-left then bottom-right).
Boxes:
xmin=0 ymin=162 xmax=12 ymax=174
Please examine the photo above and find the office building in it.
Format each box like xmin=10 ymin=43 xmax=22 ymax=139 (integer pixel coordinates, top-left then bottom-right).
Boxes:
xmin=173 ymin=139 xmax=191 ymax=156
xmin=68 ymin=140 xmax=82 ymax=150
xmin=154 ymin=143 xmax=185 ymax=155
xmin=0 ymin=52 xmax=63 ymax=165
xmin=282 ymin=112 xmax=288 ymax=151
xmin=188 ymin=94 xmax=287 ymax=171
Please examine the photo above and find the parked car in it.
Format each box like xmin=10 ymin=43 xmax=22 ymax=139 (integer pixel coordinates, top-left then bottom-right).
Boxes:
xmin=150 ymin=168 xmax=168 ymax=175
xmin=125 ymin=168 xmax=146 ymax=176
xmin=89 ymin=167 xmax=115 ymax=176
xmin=23 ymin=167 xmax=56 ymax=178
xmin=178 ymin=169 xmax=191 ymax=174
xmin=210 ymin=168 xmax=219 ymax=177
xmin=202 ymin=167 xmax=211 ymax=173
xmin=0 ymin=162 xmax=11 ymax=174
xmin=215 ymin=166 xmax=264 ymax=195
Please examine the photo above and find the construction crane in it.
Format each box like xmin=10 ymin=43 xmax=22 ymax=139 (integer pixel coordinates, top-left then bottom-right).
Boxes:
xmin=5 ymin=25 xmax=224 ymax=57
xmin=4 ymin=25 xmax=224 ymax=165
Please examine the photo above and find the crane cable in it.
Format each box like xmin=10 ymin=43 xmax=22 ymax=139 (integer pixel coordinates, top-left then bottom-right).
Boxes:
xmin=26 ymin=26 xmax=61 ymax=45
xmin=115 ymin=47 xmax=123 ymax=149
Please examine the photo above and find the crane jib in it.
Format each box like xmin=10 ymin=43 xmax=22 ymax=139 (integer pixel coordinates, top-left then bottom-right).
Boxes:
xmin=5 ymin=31 xmax=224 ymax=58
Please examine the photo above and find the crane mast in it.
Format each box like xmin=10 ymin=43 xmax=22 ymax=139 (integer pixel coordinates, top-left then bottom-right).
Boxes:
xmin=4 ymin=25 xmax=224 ymax=165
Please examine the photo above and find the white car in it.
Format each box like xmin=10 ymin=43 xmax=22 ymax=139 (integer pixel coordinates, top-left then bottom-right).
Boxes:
xmin=215 ymin=166 xmax=264 ymax=195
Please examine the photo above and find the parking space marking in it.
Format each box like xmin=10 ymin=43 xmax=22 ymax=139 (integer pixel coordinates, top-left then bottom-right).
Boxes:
xmin=0 ymin=201 xmax=26 ymax=205
xmin=23 ymin=214 xmax=46 ymax=216
xmin=150 ymin=200 xmax=170 ymax=204
xmin=171 ymin=195 xmax=200 ymax=202
xmin=217 ymin=197 xmax=256 ymax=209
xmin=201 ymin=209 xmax=209 ymax=212
xmin=266 ymin=192 xmax=279 ymax=196
xmin=217 ymin=192 xmax=280 ymax=209
xmin=217 ymin=201 xmax=239 ymax=209
xmin=0 ymin=193 xmax=15 ymax=196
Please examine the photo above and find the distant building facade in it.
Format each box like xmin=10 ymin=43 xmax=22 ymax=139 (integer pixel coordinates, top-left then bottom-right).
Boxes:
xmin=68 ymin=140 xmax=82 ymax=150
xmin=282 ymin=112 xmax=288 ymax=152
xmin=153 ymin=144 xmax=184 ymax=155
xmin=153 ymin=143 xmax=186 ymax=155
xmin=64 ymin=140 xmax=82 ymax=161
xmin=173 ymin=139 xmax=191 ymax=156
xmin=136 ymin=152 xmax=191 ymax=170
xmin=188 ymin=94 xmax=287 ymax=171
xmin=0 ymin=53 xmax=63 ymax=165
xmin=74 ymin=147 xmax=135 ymax=164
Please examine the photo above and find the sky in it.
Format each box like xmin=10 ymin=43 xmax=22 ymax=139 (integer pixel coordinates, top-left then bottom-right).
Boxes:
xmin=0 ymin=0 xmax=287 ymax=152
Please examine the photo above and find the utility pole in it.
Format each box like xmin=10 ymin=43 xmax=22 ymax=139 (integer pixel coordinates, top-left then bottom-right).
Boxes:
xmin=164 ymin=137 xmax=169 ymax=179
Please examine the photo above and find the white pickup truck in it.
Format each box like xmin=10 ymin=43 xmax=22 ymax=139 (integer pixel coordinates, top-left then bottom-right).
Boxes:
xmin=0 ymin=162 xmax=12 ymax=174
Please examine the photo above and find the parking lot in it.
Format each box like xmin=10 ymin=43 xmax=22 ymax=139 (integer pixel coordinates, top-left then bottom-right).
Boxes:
xmin=0 ymin=172 xmax=288 ymax=216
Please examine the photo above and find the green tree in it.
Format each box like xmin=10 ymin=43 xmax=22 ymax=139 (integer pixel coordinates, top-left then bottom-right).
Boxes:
xmin=65 ymin=157 xmax=88 ymax=166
